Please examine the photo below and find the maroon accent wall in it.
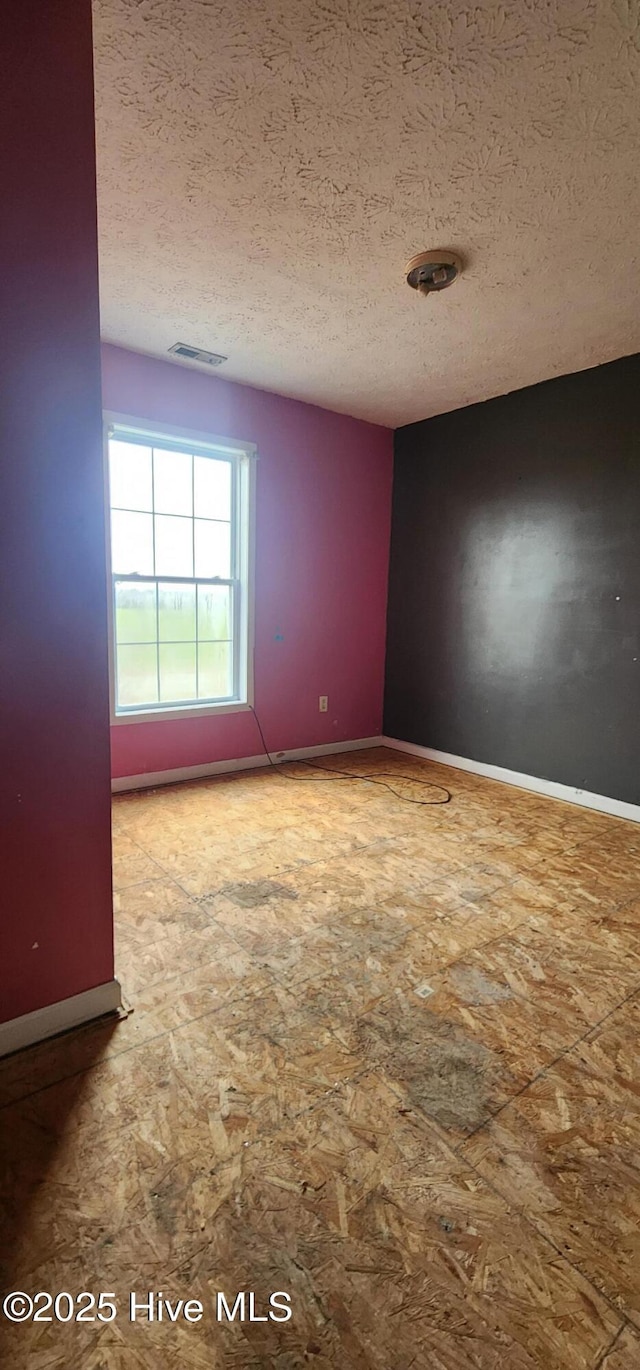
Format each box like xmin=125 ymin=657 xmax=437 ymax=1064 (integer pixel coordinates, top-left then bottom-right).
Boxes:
xmin=102 ymin=345 xmax=393 ymax=779
xmin=0 ymin=0 xmax=114 ymax=1022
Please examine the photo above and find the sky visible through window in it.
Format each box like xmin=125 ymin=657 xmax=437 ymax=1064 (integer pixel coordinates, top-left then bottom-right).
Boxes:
xmin=108 ymin=436 xmax=237 ymax=711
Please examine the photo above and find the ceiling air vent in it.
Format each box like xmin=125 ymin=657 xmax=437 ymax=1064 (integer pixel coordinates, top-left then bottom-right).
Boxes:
xmin=168 ymin=342 xmax=228 ymax=366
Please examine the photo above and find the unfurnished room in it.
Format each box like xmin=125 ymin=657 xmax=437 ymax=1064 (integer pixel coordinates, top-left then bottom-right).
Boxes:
xmin=1 ymin=1 xmax=640 ymax=1366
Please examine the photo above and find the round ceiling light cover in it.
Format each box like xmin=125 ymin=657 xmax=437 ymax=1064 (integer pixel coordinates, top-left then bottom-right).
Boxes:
xmin=405 ymin=249 xmax=463 ymax=295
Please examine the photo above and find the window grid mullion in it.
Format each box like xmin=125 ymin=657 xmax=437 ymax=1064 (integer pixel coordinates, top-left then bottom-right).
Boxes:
xmin=115 ymin=638 xmax=232 ymax=647
xmin=114 ymin=574 xmax=236 ymax=587
xmin=111 ymin=504 xmax=230 ymax=526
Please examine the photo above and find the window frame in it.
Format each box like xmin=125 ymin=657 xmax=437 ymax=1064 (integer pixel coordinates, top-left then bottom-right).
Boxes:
xmin=103 ymin=411 xmax=256 ymax=725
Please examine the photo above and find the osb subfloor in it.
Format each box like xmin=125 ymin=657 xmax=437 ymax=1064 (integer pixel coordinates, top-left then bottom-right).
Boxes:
xmin=2 ymin=747 xmax=640 ymax=1369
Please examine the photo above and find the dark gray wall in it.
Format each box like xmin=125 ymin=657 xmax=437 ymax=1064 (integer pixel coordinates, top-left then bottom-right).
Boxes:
xmin=384 ymin=354 xmax=640 ymax=805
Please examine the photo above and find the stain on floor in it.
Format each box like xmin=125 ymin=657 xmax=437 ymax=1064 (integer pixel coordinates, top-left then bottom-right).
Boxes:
xmin=449 ymin=964 xmax=514 ymax=1005
xmin=220 ymin=879 xmax=299 ymax=908
xmin=1 ymin=747 xmax=639 ymax=1368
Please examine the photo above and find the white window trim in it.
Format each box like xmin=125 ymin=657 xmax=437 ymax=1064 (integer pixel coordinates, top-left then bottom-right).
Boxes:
xmin=103 ymin=410 xmax=256 ymax=726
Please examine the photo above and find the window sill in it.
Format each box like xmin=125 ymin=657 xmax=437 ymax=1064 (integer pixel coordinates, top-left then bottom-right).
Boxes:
xmin=111 ymin=701 xmax=252 ymax=726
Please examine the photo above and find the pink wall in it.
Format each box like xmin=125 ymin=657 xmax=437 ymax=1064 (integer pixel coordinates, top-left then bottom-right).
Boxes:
xmin=0 ymin=2 xmax=114 ymax=1022
xmin=102 ymin=345 xmax=393 ymax=778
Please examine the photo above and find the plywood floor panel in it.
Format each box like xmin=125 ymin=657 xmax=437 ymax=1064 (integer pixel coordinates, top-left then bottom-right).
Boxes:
xmin=1 ymin=747 xmax=639 ymax=1367
xmin=461 ymin=994 xmax=640 ymax=1326
xmin=598 ymin=1325 xmax=640 ymax=1368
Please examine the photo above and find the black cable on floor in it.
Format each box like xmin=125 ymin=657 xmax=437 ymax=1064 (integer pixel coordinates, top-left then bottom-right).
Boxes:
xmin=249 ymin=705 xmax=451 ymax=807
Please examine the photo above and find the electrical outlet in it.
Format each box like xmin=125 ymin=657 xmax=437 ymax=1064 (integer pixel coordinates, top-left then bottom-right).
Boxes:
xmin=319 ymin=695 xmax=328 ymax=712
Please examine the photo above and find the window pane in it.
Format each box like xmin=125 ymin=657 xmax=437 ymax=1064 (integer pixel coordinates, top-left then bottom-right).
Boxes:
xmin=153 ymin=448 xmax=193 ymax=516
xmin=159 ymin=642 xmax=197 ymax=702
xmin=111 ymin=510 xmax=154 ymax=575
xmin=194 ymin=519 xmax=230 ymax=578
xmin=116 ymin=643 xmax=158 ymax=707
xmin=154 ymin=514 xmax=194 ymax=577
xmin=194 ymin=456 xmax=231 ymax=520
xmin=198 ymin=641 xmax=232 ymax=698
xmin=158 ymin=582 xmax=196 ymax=641
xmin=109 ymin=440 xmax=152 ymax=512
xmin=115 ymin=581 xmax=157 ymax=643
xmin=197 ymin=584 xmax=231 ymax=640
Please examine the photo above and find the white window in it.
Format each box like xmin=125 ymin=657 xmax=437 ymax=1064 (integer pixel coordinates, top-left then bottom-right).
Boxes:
xmin=105 ymin=415 xmax=255 ymax=721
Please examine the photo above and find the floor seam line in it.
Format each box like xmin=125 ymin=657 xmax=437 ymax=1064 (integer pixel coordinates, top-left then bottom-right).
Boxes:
xmin=592 ymin=1321 xmax=628 ymax=1369
xmin=454 ymin=979 xmax=640 ymax=1141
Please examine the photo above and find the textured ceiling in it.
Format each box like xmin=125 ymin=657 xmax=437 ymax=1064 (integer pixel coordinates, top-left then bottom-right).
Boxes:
xmin=93 ymin=0 xmax=640 ymax=427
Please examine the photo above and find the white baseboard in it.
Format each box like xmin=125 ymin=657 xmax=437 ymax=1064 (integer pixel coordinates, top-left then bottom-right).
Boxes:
xmin=382 ymin=737 xmax=640 ymax=824
xmin=112 ymin=736 xmax=384 ymax=793
xmin=0 ymin=979 xmax=123 ymax=1059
